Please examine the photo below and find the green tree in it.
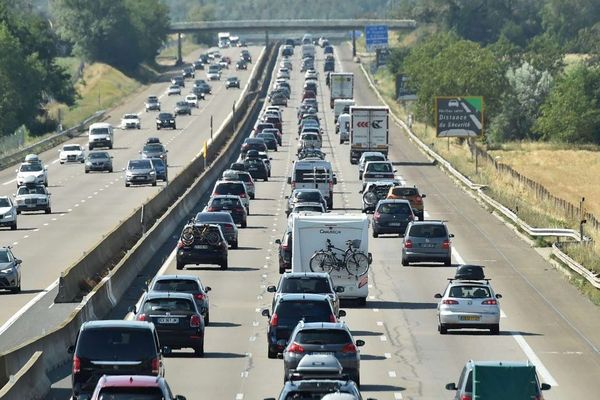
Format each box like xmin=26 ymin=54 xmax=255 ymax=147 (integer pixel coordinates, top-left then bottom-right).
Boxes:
xmin=187 ymin=3 xmax=216 ymax=45
xmin=541 ymin=0 xmax=600 ymax=47
xmin=125 ymin=0 xmax=170 ymax=62
xmin=534 ymin=65 xmax=600 ymax=143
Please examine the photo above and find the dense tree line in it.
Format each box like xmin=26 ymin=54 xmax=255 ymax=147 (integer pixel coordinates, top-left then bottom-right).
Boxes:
xmin=0 ymin=1 xmax=75 ymax=138
xmin=389 ymin=0 xmax=600 ymax=144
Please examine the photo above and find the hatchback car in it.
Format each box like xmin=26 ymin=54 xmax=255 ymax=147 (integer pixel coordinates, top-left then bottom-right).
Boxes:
xmin=0 ymin=247 xmax=21 ymax=292
xmin=283 ymin=322 xmax=364 ymax=386
xmin=85 ymin=151 xmax=113 ymax=173
xmin=225 ymin=76 xmax=241 ymax=89
xmin=257 ymin=132 xmax=278 ymax=151
xmin=150 ymin=158 xmax=168 ymax=182
xmin=261 ymin=294 xmax=343 ymax=358
xmin=267 ymin=272 xmax=342 ymax=315
xmin=167 ymin=85 xmax=181 ymax=96
xmin=90 ymin=375 xmax=186 ymax=400
xmin=141 ymin=143 xmax=168 ymax=163
xmin=372 ymin=199 xmax=414 ymax=238
xmin=0 ymin=196 xmax=17 ymax=230
xmin=286 ymin=189 xmax=328 ymax=216
xmin=148 ymin=274 xmax=211 ymax=324
xmin=222 ymin=170 xmax=255 ymax=199
xmin=133 ymin=292 xmax=206 ymax=356
xmin=358 ymin=152 xmax=386 ymax=180
xmin=211 ymin=180 xmax=250 ymax=214
xmin=387 ymin=185 xmax=426 ymax=220
xmin=362 ymin=161 xmax=396 ymax=183
xmin=241 ymin=138 xmax=268 ymax=156
xmin=205 ymin=195 xmax=248 ymax=228
xmin=124 ymin=159 xmax=157 ymax=187
xmin=195 ymin=211 xmax=239 ymax=248
xmin=176 ymin=222 xmax=228 ymax=270
xmin=244 ymin=158 xmax=269 ymax=181
xmin=263 ymin=128 xmax=283 ymax=146
xmin=435 ymin=279 xmax=502 ymax=334
xmin=156 ymin=113 xmax=176 ymax=130
xmin=69 ymin=320 xmax=164 ymax=399
xmin=402 ymin=221 xmax=453 ymax=266
xmin=174 ymin=101 xmax=192 ymax=116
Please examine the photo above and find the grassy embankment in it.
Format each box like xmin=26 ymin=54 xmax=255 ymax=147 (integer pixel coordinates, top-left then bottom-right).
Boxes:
xmin=359 ymin=28 xmax=600 ymax=304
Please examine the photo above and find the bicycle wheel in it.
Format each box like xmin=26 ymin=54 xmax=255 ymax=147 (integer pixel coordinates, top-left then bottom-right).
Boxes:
xmin=310 ymin=252 xmax=334 ymax=273
xmin=181 ymin=226 xmax=195 ymax=246
xmin=345 ymin=251 xmax=370 ymax=277
xmin=202 ymin=230 xmax=221 ymax=246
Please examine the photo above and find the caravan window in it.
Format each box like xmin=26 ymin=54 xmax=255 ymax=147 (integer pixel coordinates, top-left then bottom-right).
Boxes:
xmin=294 ymin=168 xmax=329 ymax=183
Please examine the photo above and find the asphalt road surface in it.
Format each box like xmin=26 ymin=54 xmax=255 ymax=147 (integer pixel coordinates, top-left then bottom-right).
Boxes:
xmin=44 ymin=43 xmax=600 ymax=399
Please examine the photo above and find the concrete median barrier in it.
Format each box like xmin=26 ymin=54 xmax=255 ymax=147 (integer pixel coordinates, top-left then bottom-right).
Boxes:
xmin=0 ymin=352 xmax=49 ymax=400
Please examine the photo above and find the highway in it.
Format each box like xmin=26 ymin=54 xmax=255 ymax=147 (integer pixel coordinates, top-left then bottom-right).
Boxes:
xmin=45 ymin=43 xmax=600 ymax=399
xmin=0 ymin=45 xmax=263 ymax=352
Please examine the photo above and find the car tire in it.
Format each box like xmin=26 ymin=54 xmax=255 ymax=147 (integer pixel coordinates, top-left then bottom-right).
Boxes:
xmin=194 ymin=343 xmax=205 ymax=357
xmin=173 ymin=125 xmax=177 ymax=129
xmin=220 ymin=259 xmax=228 ymax=270
xmin=232 ymin=241 xmax=238 ymax=249
xmin=157 ymin=126 xmax=161 ymax=130
xmin=204 ymin=312 xmax=210 ymax=326
xmin=45 ymin=208 xmax=51 ymax=214
xmin=279 ymin=266 xmax=286 ymax=274
xmin=250 ymin=194 xmax=255 ymax=200
xmin=59 ymin=161 xmax=64 ymax=164
xmin=439 ymin=322 xmax=448 ymax=335
xmin=11 ymin=283 xmax=20 ymax=294
xmin=85 ymin=169 xmax=89 ymax=174
xmin=358 ymin=173 xmax=363 ymax=180
xmin=125 ymin=183 xmax=130 ymax=187
xmin=11 ymin=223 xmax=16 ymax=231
xmin=152 ymin=180 xmax=157 ymax=187
xmin=402 ymin=258 xmax=409 ymax=266
xmin=109 ymin=144 xmax=113 ymax=150
xmin=176 ymin=260 xmax=184 ymax=270
xmin=444 ymin=258 xmax=452 ymax=266
xmin=268 ymin=348 xmax=277 ymax=359
xmin=264 ymin=177 xmax=268 ymax=182
xmin=490 ymin=324 xmax=500 ymax=335
xmin=241 ymin=220 xmax=247 ymax=228
xmin=109 ymin=168 xmax=113 ymax=173
xmin=372 ymin=230 xmax=378 ymax=238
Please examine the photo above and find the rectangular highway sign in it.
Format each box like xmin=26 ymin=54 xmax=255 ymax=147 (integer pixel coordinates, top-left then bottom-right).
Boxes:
xmin=435 ymin=96 xmax=484 ymax=137
xmin=365 ymin=25 xmax=388 ymax=52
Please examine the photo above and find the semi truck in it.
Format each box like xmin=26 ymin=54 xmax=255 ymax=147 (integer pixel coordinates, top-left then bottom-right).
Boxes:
xmin=349 ymin=106 xmax=389 ymax=164
xmin=329 ymin=73 xmax=354 ymax=109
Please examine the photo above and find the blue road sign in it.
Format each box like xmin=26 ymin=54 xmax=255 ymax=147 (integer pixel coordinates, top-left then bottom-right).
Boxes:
xmin=365 ymin=25 xmax=388 ymax=52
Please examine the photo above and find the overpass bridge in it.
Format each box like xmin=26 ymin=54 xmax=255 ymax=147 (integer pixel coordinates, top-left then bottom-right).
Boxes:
xmin=168 ymin=19 xmax=417 ymax=63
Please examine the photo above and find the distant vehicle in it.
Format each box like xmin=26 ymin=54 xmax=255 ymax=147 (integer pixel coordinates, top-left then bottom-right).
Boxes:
xmin=16 ymin=162 xmax=48 ymax=187
xmin=120 ymin=113 xmax=141 ymax=129
xmin=90 ymin=375 xmax=186 ymax=400
xmin=182 ymin=66 xmax=195 ymax=78
xmin=350 ymin=107 xmax=390 ymax=162
xmin=176 ymin=222 xmax=229 ymax=270
xmin=185 ymin=94 xmax=199 ymax=108
xmin=167 ymin=85 xmax=181 ymax=96
xmin=236 ymin=59 xmax=248 ymax=70
xmin=206 ymin=64 xmax=221 ymax=80
xmin=150 ymin=158 xmax=167 ymax=182
xmin=371 ymin=199 xmax=414 ymax=238
xmin=171 ymin=76 xmax=185 ymax=87
xmin=0 ymin=246 xmax=21 ymax=292
xmin=174 ymin=101 xmax=192 ymax=116
xmin=205 ymin=195 xmax=248 ymax=227
xmin=267 ymin=272 xmax=342 ymax=314
xmin=88 ymin=122 xmax=114 ymax=150
xmin=225 ymin=76 xmax=240 ymax=89
xmin=145 ymin=95 xmax=161 ymax=112
xmin=196 ymin=211 xmax=239 ymax=248
xmin=0 ymin=197 xmax=17 ymax=230
xmin=124 ymin=159 xmax=157 ymax=187
xmin=59 ymin=144 xmax=85 ymax=164
xmin=14 ymin=178 xmax=51 ymax=214
xmin=147 ymin=274 xmax=211 ymax=324
xmin=193 ymin=60 xmax=204 ymax=70
xmin=85 ymin=151 xmax=113 ymax=174
xmin=221 ymin=169 xmax=256 ymax=199
xmin=387 ymin=185 xmax=426 ymax=220
xmin=402 ymin=220 xmax=453 ymax=266
xmin=156 ymin=112 xmax=176 ymax=130
xmin=140 ymin=142 xmax=168 ymax=163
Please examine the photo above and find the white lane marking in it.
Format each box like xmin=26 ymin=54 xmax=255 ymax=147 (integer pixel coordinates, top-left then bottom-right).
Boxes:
xmin=511 ymin=332 xmax=558 ymax=386
xmin=236 ymin=394 xmax=244 ymax=400
xmin=453 ymin=247 xmax=466 ymax=265
xmin=12 ymin=242 xmax=18 ymax=245
xmin=0 ymin=278 xmax=59 ymax=335
xmin=67 ymin=209 xmax=72 ymax=212
xmin=384 ymin=352 xmax=392 ymax=359
xmin=394 ymin=393 xmax=403 ymax=400
xmin=48 ymin=303 xmax=54 ymax=309
xmin=2 ymin=178 xmax=17 ymax=185
xmin=388 ymin=371 xmax=397 ymax=378
xmin=249 ymin=336 xmax=256 ymax=342
xmin=52 ymin=159 xmax=59 ymax=164
xmin=373 ymin=308 xmax=380 ymax=313
xmin=23 ymin=235 xmax=28 ymax=239
xmin=380 ymin=335 xmax=388 ymax=342
xmin=253 ymin=321 xmax=259 ymax=327
xmin=377 ymin=321 xmax=384 ymax=326
xmin=501 ymin=309 xmax=507 ymax=318
xmin=240 ymin=371 xmax=248 ymax=378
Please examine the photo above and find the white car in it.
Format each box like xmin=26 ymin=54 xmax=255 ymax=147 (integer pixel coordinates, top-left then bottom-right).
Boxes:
xmin=206 ymin=65 xmax=221 ymax=80
xmin=59 ymin=144 xmax=85 ymax=164
xmin=277 ymin=68 xmax=290 ymax=79
xmin=16 ymin=162 xmax=47 ymax=187
xmin=0 ymin=196 xmax=17 ymax=230
xmin=305 ymin=69 xmax=318 ymax=80
xmin=14 ymin=176 xmax=51 ymax=214
xmin=435 ymin=279 xmax=502 ymax=335
xmin=120 ymin=113 xmax=141 ymax=129
xmin=185 ymin=94 xmax=199 ymax=108
xmin=167 ymin=85 xmax=181 ymax=96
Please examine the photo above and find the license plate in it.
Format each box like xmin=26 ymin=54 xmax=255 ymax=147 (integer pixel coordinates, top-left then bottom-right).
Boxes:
xmin=389 ymin=222 xmax=402 ymax=226
xmin=157 ymin=317 xmax=179 ymax=324
xmin=421 ymin=243 xmax=436 ymax=248
xmin=460 ymin=315 xmax=481 ymax=321
xmin=310 ymin=352 xmax=334 ymax=356
xmin=194 ymin=245 xmax=209 ymax=249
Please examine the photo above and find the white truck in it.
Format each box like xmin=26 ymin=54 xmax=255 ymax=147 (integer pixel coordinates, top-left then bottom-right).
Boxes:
xmin=217 ymin=32 xmax=230 ymax=48
xmin=349 ymin=106 xmax=389 ymax=164
xmin=302 ymin=44 xmax=315 ymax=59
xmin=291 ymin=214 xmax=370 ymax=305
xmin=329 ymin=73 xmax=354 ymax=109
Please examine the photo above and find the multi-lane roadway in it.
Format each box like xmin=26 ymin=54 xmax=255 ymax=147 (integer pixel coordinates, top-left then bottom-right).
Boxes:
xmin=27 ymin=41 xmax=600 ymax=399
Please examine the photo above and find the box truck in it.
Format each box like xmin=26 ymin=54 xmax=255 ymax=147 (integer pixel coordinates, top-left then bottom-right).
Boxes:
xmin=291 ymin=214 xmax=371 ymax=305
xmin=349 ymin=106 xmax=389 ymax=164
xmin=329 ymin=73 xmax=354 ymax=109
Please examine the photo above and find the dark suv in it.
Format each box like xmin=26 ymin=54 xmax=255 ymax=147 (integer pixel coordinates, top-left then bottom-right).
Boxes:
xmin=156 ymin=113 xmax=176 ymax=130
xmin=275 ymin=230 xmax=292 ymax=274
xmin=69 ymin=320 xmax=164 ymax=399
xmin=372 ymin=199 xmax=415 ymax=237
xmin=261 ymin=294 xmax=342 ymax=359
xmin=267 ymin=272 xmax=342 ymax=315
xmin=176 ymin=223 xmax=229 ymax=270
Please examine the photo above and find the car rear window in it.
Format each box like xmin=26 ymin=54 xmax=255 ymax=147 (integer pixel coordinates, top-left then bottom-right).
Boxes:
xmin=281 ymin=278 xmax=331 ymax=293
xmin=392 ymin=187 xmax=418 ymax=197
xmin=377 ymin=202 xmax=412 ymax=214
xmin=296 ymin=329 xmax=351 ymax=345
xmin=367 ymin=163 xmax=392 ymax=172
xmin=276 ymin=300 xmax=331 ymax=323
xmin=296 ymin=191 xmax=321 ymax=202
xmin=214 ymin=182 xmax=244 ymax=194
xmin=98 ymin=387 xmax=163 ymax=399
xmin=294 ymin=205 xmax=323 ymax=213
xmin=302 ymin=134 xmax=318 ymax=141
xmin=408 ymin=224 xmax=447 ymax=238
xmin=196 ymin=212 xmax=233 ymax=223
xmin=210 ymin=197 xmax=242 ymax=207
xmin=142 ymin=298 xmax=194 ymax=313
xmin=448 ymin=286 xmax=491 ymax=299
xmin=77 ymin=328 xmax=156 ymax=361
xmin=153 ymin=279 xmax=199 ymax=293
xmin=236 ymin=173 xmax=252 ymax=183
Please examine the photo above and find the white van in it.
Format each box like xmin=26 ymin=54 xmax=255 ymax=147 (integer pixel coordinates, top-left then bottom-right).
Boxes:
xmin=336 ymin=113 xmax=351 ymax=144
xmin=290 ymin=214 xmax=370 ymax=305
xmin=88 ymin=122 xmax=114 ymax=150
xmin=333 ymin=99 xmax=355 ymax=123
xmin=288 ymin=159 xmax=336 ymax=209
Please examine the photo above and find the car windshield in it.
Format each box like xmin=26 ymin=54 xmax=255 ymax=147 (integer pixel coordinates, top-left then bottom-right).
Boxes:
xmin=448 ymin=286 xmax=492 ymax=299
xmin=158 ymin=113 xmax=172 ymax=119
xmin=176 ymin=102 xmax=188 ymax=107
xmin=258 ymin=133 xmax=275 ymax=140
xmin=90 ymin=128 xmax=109 ymax=135
xmin=98 ymin=387 xmax=164 ymax=400
xmin=363 ymin=155 xmax=385 ymax=163
xmin=215 ymin=183 xmax=244 ymax=194
xmin=276 ymin=300 xmax=331 ymax=323
xmin=129 ymin=160 xmax=152 ymax=170
xmin=143 ymin=144 xmax=164 ymax=152
xmin=281 ymin=278 xmax=330 ymax=293
xmin=210 ymin=197 xmax=241 ymax=207
xmin=17 ymin=186 xmax=45 ymax=195
xmin=63 ymin=145 xmax=81 ymax=151
xmin=0 ymin=198 xmax=11 ymax=207
xmin=89 ymin=152 xmax=108 ymax=159
xmin=377 ymin=203 xmax=412 ymax=215
xmin=153 ymin=279 xmax=199 ymax=293
xmin=76 ymin=328 xmax=156 ymax=361
xmin=408 ymin=224 xmax=447 ymax=238
xmin=228 ymin=77 xmax=237 ymax=82
xmin=123 ymin=114 xmax=137 ymax=119
xmin=141 ymin=298 xmax=194 ymax=313
xmin=368 ymin=163 xmax=392 ymax=172
xmin=392 ymin=187 xmax=418 ymax=197
xmin=196 ymin=212 xmax=233 ymax=223
xmin=0 ymin=250 xmax=10 ymax=263
xmin=19 ymin=163 xmax=42 ymax=172
xmin=295 ymin=329 xmax=351 ymax=345
xmin=147 ymin=97 xmax=158 ymax=102
xmin=302 ymin=134 xmax=318 ymax=141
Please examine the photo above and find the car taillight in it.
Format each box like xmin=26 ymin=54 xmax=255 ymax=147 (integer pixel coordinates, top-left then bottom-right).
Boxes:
xmin=224 ymin=224 xmax=234 ymax=230
xmin=287 ymin=342 xmax=305 ymax=354
xmin=373 ymin=211 xmax=381 ymax=221
xmin=151 ymin=357 xmax=160 ymax=375
xmin=442 ymin=299 xmax=459 ymax=305
xmin=136 ymin=313 xmax=148 ymax=321
xmin=72 ymin=355 xmax=81 ymax=374
xmin=482 ymin=299 xmax=497 ymax=305
xmin=291 ymin=182 xmax=296 ymax=189
xmin=270 ymin=313 xmax=279 ymax=327
xmin=329 ymin=314 xmax=337 ymax=322
xmin=281 ymin=243 xmax=289 ymax=251
xmin=235 ymin=207 xmax=245 ymax=212
xmin=207 ymin=207 xmax=216 ymax=212
xmin=460 ymin=396 xmax=472 ymax=400
xmin=341 ymin=343 xmax=357 ymax=353
xmin=408 ymin=214 xmax=414 ymax=221
xmin=404 ymin=240 xmax=413 ymax=248
xmin=177 ymin=240 xmax=185 ymax=249
xmin=442 ymin=240 xmax=451 ymax=249
xmin=190 ymin=314 xmax=202 ymax=327
xmin=415 ymin=196 xmax=422 ymax=204
xmin=195 ymin=293 xmax=205 ymax=301
xmin=239 ymin=193 xmax=246 ymax=198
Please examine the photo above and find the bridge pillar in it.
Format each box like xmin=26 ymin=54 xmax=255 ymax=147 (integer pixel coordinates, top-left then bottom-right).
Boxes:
xmin=176 ymin=32 xmax=183 ymax=66
xmin=352 ymin=29 xmax=356 ymax=57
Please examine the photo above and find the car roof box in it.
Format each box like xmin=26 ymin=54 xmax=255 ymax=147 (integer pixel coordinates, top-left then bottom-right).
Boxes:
xmin=455 ymin=264 xmax=485 ymax=280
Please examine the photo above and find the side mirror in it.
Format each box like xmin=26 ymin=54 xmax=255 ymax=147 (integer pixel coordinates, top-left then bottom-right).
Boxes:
xmin=284 ymin=196 xmax=289 ymax=199
xmin=267 ymin=285 xmax=276 ymax=293
xmin=541 ymin=383 xmax=551 ymax=391
xmin=356 ymin=339 xmax=365 ymax=347
xmin=449 ymin=233 xmax=455 ymax=238
xmin=261 ymin=309 xmax=270 ymax=318
xmin=15 ymin=259 xmax=22 ymax=265
xmin=275 ymin=239 xmax=282 ymax=245
xmin=333 ymin=177 xmax=337 ymax=185
xmin=445 ymin=383 xmax=457 ymax=391
xmin=421 ymin=194 xmax=426 ymax=198
xmin=175 ymin=396 xmax=187 ymax=400
xmin=496 ymin=294 xmax=502 ymax=299
xmin=128 ymin=305 xmax=137 ymax=314
xmin=205 ymin=286 xmax=211 ymax=292
xmin=434 ymin=293 xmax=443 ymax=299
xmin=287 ymin=177 xmax=291 ymax=184
xmin=335 ymin=286 xmax=344 ymax=293
xmin=338 ymin=310 xmax=347 ymax=317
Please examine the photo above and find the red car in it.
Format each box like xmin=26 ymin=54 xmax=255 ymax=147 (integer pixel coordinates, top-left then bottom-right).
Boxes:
xmin=91 ymin=375 xmax=186 ymax=400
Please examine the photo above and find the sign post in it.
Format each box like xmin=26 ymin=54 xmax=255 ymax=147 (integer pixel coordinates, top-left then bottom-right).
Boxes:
xmin=435 ymin=96 xmax=484 ymax=137
xmin=365 ymin=25 xmax=389 ymax=53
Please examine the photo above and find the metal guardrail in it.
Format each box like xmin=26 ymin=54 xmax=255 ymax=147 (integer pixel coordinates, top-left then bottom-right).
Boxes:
xmin=358 ymin=62 xmax=598 ymax=288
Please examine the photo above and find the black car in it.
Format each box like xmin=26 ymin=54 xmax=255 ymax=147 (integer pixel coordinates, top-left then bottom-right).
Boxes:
xmin=182 ymin=67 xmax=195 ymax=79
xmin=257 ymin=132 xmax=278 ymax=151
xmin=69 ymin=320 xmax=164 ymax=399
xmin=156 ymin=113 xmax=176 ymax=130
xmin=240 ymin=138 xmax=268 ymax=157
xmin=134 ymin=292 xmax=205 ymax=356
xmin=244 ymin=158 xmax=269 ymax=181
xmin=230 ymin=162 xmax=247 ymax=172
xmin=171 ymin=76 xmax=185 ymax=87
xmin=193 ymin=79 xmax=212 ymax=95
xmin=193 ymin=60 xmax=204 ymax=70
xmin=176 ymin=223 xmax=228 ymax=270
xmin=324 ymin=60 xmax=335 ymax=72
xmin=150 ymin=158 xmax=167 ymax=181
xmin=261 ymin=294 xmax=339 ymax=358
xmin=240 ymin=50 xmax=252 ymax=62
xmin=198 ymin=54 xmax=209 ymax=64
xmin=225 ymin=77 xmax=241 ymax=89
xmin=275 ymin=230 xmax=292 ymax=274
xmin=372 ymin=199 xmax=415 ymax=237
xmin=204 ymin=195 xmax=247 ymax=228
xmin=236 ymin=60 xmax=247 ymax=70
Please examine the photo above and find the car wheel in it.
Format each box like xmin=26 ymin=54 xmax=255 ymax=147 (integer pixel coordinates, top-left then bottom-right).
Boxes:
xmin=419 ymin=213 xmax=424 ymax=221
xmin=232 ymin=241 xmax=238 ymax=249
xmin=85 ymin=169 xmax=89 ymax=174
xmin=241 ymin=220 xmax=247 ymax=228
xmin=152 ymin=180 xmax=157 ymax=187
xmin=125 ymin=183 xmax=130 ymax=187
xmin=268 ymin=348 xmax=277 ymax=359
xmin=16 ymin=210 xmax=20 ymax=215
xmin=490 ymin=324 xmax=500 ymax=335
xmin=59 ymin=161 xmax=64 ymax=164
xmin=109 ymin=168 xmax=113 ymax=173
xmin=173 ymin=125 xmax=177 ymax=129
xmin=358 ymin=173 xmax=363 ymax=180
xmin=250 ymin=193 xmax=255 ymax=200
xmin=157 ymin=126 xmax=161 ymax=130
xmin=444 ymin=258 xmax=452 ymax=266
xmin=220 ymin=259 xmax=228 ymax=270
xmin=45 ymin=208 xmax=51 ymax=214
xmin=372 ymin=230 xmax=378 ymax=238
xmin=137 ymin=125 xmax=141 ymax=129
xmin=354 ymin=373 xmax=361 ymax=388
xmin=194 ymin=342 xmax=205 ymax=357
xmin=264 ymin=177 xmax=268 ymax=182
xmin=11 ymin=223 xmax=16 ymax=231
xmin=279 ymin=266 xmax=286 ymax=274
xmin=11 ymin=283 xmax=20 ymax=294
xmin=204 ymin=312 xmax=210 ymax=326
xmin=402 ymin=258 xmax=409 ymax=266
xmin=439 ymin=322 xmax=447 ymax=335
xmin=176 ymin=260 xmax=184 ymax=270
